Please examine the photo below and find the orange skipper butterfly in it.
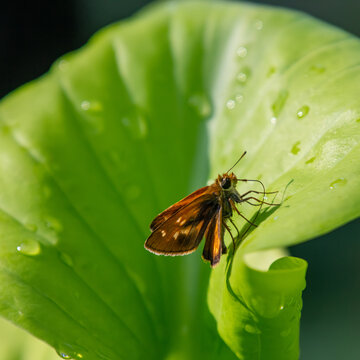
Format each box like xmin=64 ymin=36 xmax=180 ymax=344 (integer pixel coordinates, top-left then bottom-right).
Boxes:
xmin=145 ymin=152 xmax=278 ymax=267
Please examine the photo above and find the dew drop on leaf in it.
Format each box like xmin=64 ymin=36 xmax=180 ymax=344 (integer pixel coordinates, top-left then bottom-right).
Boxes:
xmin=296 ymin=105 xmax=310 ymax=119
xmin=291 ymin=141 xmax=301 ymax=155
xmin=305 ymin=156 xmax=316 ymax=164
xmin=17 ymin=239 xmax=41 ymax=256
xmin=188 ymin=93 xmax=212 ymax=118
xmin=310 ymin=64 xmax=326 ymax=73
xmin=44 ymin=216 xmax=63 ymax=233
xmin=236 ymin=72 xmax=247 ymax=83
xmin=226 ymin=99 xmax=236 ymax=110
xmin=244 ymin=323 xmax=261 ymax=334
xmin=236 ymin=46 xmax=248 ymax=58
xmin=24 ymin=223 xmax=38 ymax=232
xmin=235 ymin=94 xmax=244 ymax=103
xmin=122 ymin=112 xmax=148 ymax=139
xmin=80 ymin=100 xmax=103 ymax=112
xmin=270 ymin=116 xmax=277 ymax=125
xmin=272 ymin=89 xmax=289 ymax=117
xmin=60 ymin=252 xmax=74 ymax=267
xmin=329 ymin=178 xmax=347 ymax=190
xmin=56 ymin=351 xmax=72 ymax=359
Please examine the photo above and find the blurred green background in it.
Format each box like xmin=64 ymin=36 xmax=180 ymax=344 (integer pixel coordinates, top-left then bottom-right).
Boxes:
xmin=1 ymin=1 xmax=359 ymax=359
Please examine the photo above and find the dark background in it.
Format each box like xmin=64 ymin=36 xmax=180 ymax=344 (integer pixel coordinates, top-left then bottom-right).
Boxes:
xmin=2 ymin=0 xmax=360 ymax=359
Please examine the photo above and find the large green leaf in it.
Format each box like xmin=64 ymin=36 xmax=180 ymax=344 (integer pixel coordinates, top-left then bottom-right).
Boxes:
xmin=0 ymin=1 xmax=359 ymax=359
xmin=0 ymin=316 xmax=59 ymax=360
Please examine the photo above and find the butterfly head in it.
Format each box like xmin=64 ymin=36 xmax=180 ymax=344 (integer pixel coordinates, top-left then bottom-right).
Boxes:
xmin=217 ymin=172 xmax=238 ymax=191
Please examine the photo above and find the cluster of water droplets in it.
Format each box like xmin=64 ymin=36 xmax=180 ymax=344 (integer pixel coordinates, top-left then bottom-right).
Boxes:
xmin=57 ymin=350 xmax=84 ymax=359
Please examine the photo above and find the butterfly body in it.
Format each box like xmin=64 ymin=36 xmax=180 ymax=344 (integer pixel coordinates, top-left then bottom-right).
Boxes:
xmin=145 ymin=172 xmax=244 ymax=267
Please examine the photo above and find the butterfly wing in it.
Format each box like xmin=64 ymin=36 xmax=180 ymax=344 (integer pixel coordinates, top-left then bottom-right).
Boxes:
xmin=145 ymin=192 xmax=220 ymax=255
xmin=202 ymin=205 xmax=223 ymax=267
xmin=150 ymin=186 xmax=210 ymax=231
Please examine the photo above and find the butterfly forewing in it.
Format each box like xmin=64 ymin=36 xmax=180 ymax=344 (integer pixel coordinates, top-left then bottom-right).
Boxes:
xmin=150 ymin=186 xmax=210 ymax=231
xmin=145 ymin=191 xmax=220 ymax=255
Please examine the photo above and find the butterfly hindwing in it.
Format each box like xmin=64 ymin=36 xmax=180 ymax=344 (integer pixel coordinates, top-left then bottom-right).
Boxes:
xmin=202 ymin=205 xmax=223 ymax=267
xmin=145 ymin=192 xmax=220 ymax=255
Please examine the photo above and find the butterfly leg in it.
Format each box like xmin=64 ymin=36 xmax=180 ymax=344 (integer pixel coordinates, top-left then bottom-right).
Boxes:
xmin=229 ymin=217 xmax=240 ymax=239
xmin=231 ymin=202 xmax=258 ymax=227
xmin=242 ymin=196 xmax=280 ymax=206
xmin=222 ymin=221 xmax=235 ymax=250
xmin=220 ymin=221 xmax=227 ymax=254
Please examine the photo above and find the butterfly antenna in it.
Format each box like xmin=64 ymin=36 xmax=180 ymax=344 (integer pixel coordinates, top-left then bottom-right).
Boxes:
xmin=226 ymin=151 xmax=247 ymax=173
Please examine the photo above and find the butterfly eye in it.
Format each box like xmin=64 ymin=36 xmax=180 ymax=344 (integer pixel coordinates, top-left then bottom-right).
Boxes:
xmin=221 ymin=177 xmax=231 ymax=189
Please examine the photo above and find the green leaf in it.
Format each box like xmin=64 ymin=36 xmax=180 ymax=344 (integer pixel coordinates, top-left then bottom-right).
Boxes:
xmin=0 ymin=1 xmax=359 ymax=360
xmin=0 ymin=316 xmax=59 ymax=360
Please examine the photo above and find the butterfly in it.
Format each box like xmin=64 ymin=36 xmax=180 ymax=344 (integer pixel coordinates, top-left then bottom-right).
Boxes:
xmin=144 ymin=152 xmax=278 ymax=267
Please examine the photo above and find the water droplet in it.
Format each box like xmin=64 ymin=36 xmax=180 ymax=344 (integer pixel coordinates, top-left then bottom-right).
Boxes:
xmin=17 ymin=239 xmax=41 ymax=256
xmin=280 ymin=305 xmax=284 ymax=310
xmin=121 ymin=112 xmax=148 ymax=139
xmin=305 ymin=156 xmax=316 ymax=164
xmin=188 ymin=93 xmax=212 ymax=118
xmin=274 ymin=216 xmax=279 ymax=221
xmin=270 ymin=116 xmax=277 ymax=125
xmin=291 ymin=141 xmax=301 ymax=155
xmin=136 ymin=114 xmax=148 ymax=138
xmin=236 ymin=46 xmax=247 ymax=58
xmin=310 ymin=64 xmax=326 ymax=73
xmin=244 ymin=324 xmax=261 ymax=334
xmin=60 ymin=252 xmax=73 ymax=267
xmin=297 ymin=105 xmax=310 ymax=119
xmin=272 ymin=89 xmax=289 ymax=117
xmin=254 ymin=19 xmax=263 ymax=30
xmin=80 ymin=101 xmax=90 ymax=111
xmin=24 ymin=223 xmax=37 ymax=232
xmin=226 ymin=99 xmax=236 ymax=110
xmin=57 ymin=351 xmax=72 ymax=359
xmin=76 ymin=354 xmax=83 ymax=359
xmin=329 ymin=178 xmax=347 ymax=190
xmin=235 ymin=94 xmax=244 ymax=103
xmin=263 ymin=196 xmax=268 ymax=200
xmin=45 ymin=216 xmax=63 ymax=233
xmin=80 ymin=100 xmax=103 ymax=112
xmin=236 ymin=72 xmax=247 ymax=83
